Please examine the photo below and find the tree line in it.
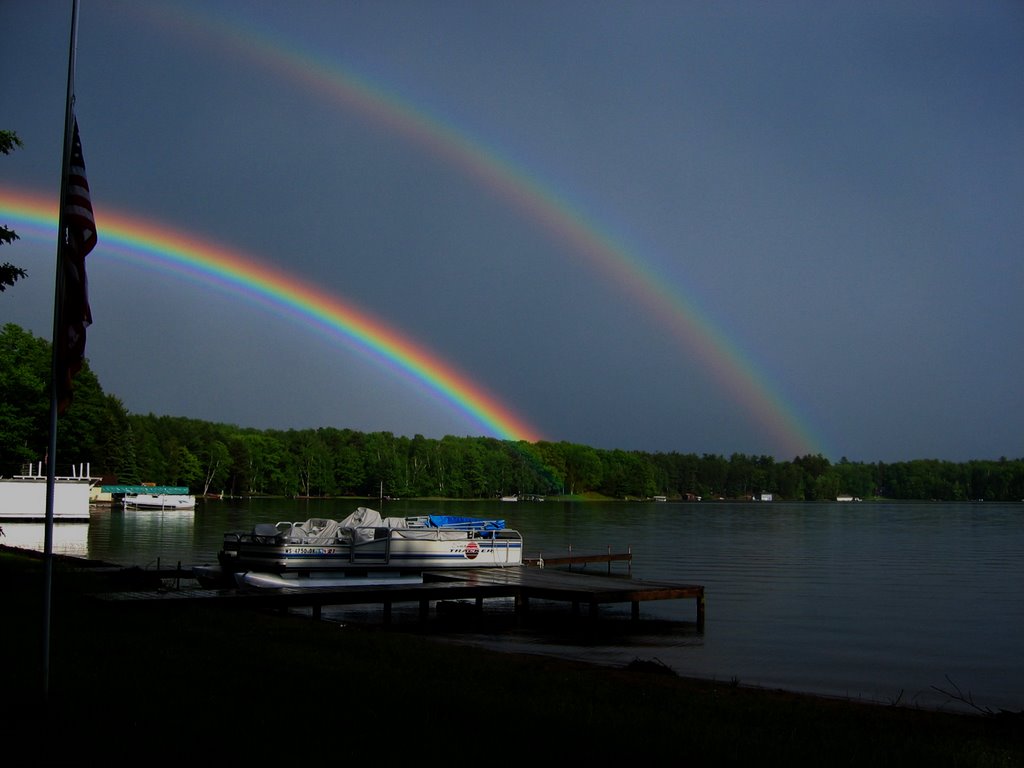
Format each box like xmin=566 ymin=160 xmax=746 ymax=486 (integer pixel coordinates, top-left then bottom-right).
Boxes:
xmin=2 ymin=323 xmax=1022 ymax=502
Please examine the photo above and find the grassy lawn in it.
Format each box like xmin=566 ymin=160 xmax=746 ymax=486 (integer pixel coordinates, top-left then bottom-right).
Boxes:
xmin=2 ymin=546 xmax=1021 ymax=765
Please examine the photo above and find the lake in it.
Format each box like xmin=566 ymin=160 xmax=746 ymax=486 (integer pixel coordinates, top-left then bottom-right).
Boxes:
xmin=6 ymin=498 xmax=1022 ymax=714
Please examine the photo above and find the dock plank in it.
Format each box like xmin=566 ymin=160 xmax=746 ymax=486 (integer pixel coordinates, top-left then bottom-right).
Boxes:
xmin=428 ymin=568 xmax=704 ymax=620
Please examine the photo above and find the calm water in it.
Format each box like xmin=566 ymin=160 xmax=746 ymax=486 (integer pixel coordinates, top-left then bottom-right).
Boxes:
xmin=6 ymin=498 xmax=1022 ymax=714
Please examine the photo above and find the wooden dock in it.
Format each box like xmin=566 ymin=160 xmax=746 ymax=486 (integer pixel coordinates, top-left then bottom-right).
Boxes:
xmin=425 ymin=566 xmax=704 ymax=625
xmin=523 ymin=545 xmax=633 ymax=575
xmin=92 ymin=560 xmax=704 ymax=630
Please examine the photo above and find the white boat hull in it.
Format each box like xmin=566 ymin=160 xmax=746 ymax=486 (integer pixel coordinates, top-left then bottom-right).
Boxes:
xmin=124 ymin=493 xmax=196 ymax=510
xmin=235 ymin=571 xmax=424 ymax=590
xmin=222 ymin=534 xmax=523 ymax=572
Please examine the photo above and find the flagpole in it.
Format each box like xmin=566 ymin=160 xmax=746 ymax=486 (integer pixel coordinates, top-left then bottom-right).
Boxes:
xmin=43 ymin=0 xmax=82 ymax=700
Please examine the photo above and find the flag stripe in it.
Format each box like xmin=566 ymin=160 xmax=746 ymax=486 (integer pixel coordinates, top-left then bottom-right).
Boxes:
xmin=66 ymin=118 xmax=96 ymax=255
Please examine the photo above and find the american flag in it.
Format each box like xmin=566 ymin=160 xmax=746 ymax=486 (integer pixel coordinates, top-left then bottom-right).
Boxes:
xmin=57 ymin=115 xmax=96 ymax=413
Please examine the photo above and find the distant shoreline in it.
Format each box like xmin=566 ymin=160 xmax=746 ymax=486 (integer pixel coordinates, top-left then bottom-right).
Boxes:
xmin=186 ymin=493 xmax=1016 ymax=503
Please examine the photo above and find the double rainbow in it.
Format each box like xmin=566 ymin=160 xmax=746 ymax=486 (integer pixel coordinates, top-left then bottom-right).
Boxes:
xmin=133 ymin=4 xmax=824 ymax=457
xmin=8 ymin=5 xmax=828 ymax=457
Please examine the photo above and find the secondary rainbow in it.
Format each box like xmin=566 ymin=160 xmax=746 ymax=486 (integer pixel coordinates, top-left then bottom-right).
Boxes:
xmin=0 ymin=186 xmax=543 ymax=444
xmin=136 ymin=4 xmax=826 ymax=458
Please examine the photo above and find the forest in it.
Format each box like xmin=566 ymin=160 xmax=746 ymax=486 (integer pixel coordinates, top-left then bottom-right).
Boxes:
xmin=2 ymin=323 xmax=1022 ymax=502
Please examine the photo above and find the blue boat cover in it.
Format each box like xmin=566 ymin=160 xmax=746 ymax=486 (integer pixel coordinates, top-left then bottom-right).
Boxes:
xmin=426 ymin=515 xmax=505 ymax=530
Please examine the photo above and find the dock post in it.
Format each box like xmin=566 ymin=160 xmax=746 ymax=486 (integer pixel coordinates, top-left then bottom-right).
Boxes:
xmin=696 ymin=588 xmax=705 ymax=631
xmin=515 ymin=593 xmax=529 ymax=614
xmin=631 ymin=600 xmax=640 ymax=620
xmin=419 ymin=598 xmax=429 ymax=622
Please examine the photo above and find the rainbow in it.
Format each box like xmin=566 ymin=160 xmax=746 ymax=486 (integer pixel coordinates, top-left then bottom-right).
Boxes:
xmin=130 ymin=4 xmax=826 ymax=459
xmin=0 ymin=186 xmax=543 ymax=443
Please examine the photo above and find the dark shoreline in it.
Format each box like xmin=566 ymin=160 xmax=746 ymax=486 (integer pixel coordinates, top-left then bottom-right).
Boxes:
xmin=2 ymin=545 xmax=1021 ymax=764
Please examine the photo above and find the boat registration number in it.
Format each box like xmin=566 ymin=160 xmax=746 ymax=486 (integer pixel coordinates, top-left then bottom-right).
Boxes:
xmin=286 ymin=547 xmax=338 ymax=555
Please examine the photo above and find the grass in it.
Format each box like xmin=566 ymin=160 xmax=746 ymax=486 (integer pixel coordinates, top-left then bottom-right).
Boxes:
xmin=2 ymin=546 xmax=1021 ymax=765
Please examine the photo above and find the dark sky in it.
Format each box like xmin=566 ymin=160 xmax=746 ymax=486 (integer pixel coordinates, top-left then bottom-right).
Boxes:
xmin=3 ymin=0 xmax=1022 ymax=463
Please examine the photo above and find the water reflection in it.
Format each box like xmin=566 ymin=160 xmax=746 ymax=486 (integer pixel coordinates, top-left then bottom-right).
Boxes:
xmin=87 ymin=504 xmax=197 ymax=568
xmin=1 ymin=520 xmax=89 ymax=558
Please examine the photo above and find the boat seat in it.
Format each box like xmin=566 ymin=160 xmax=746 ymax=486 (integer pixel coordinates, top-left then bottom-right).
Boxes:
xmin=253 ymin=523 xmax=282 ymax=540
xmin=306 ymin=519 xmax=340 ymax=545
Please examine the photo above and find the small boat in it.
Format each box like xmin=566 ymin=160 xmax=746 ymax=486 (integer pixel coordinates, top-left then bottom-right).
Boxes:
xmin=213 ymin=506 xmax=523 ymax=578
xmin=123 ymin=492 xmax=196 ymax=510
